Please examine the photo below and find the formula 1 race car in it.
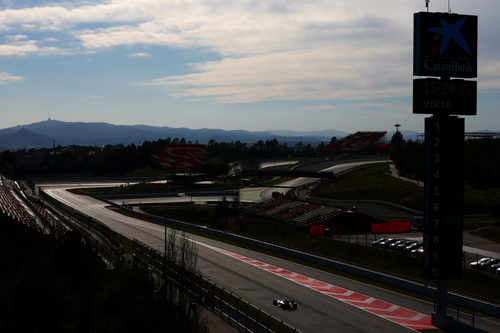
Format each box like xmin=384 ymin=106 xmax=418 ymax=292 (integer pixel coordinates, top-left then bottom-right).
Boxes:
xmin=273 ymin=298 xmax=298 ymax=310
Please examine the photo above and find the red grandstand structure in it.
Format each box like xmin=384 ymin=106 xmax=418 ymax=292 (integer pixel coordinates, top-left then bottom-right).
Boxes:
xmin=322 ymin=131 xmax=387 ymax=152
xmin=247 ymin=197 xmax=375 ymax=235
xmin=152 ymin=144 xmax=208 ymax=170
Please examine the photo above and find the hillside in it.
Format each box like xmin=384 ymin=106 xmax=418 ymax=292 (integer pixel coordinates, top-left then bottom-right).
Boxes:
xmin=0 ymin=119 xmax=347 ymax=150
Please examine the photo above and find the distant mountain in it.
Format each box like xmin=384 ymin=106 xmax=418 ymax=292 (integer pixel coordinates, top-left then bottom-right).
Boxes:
xmin=0 ymin=120 xmax=346 ymax=151
xmin=264 ymin=129 xmax=348 ymax=141
xmin=0 ymin=128 xmax=54 ymax=150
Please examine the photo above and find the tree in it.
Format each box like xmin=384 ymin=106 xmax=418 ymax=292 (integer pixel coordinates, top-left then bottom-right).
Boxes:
xmin=390 ymin=131 xmax=405 ymax=145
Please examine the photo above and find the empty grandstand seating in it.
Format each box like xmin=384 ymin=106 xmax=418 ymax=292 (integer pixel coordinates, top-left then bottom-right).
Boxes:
xmin=0 ymin=184 xmax=38 ymax=228
xmin=323 ymin=131 xmax=386 ymax=151
xmin=0 ymin=177 xmax=69 ymax=237
xmin=248 ymin=197 xmax=353 ymax=230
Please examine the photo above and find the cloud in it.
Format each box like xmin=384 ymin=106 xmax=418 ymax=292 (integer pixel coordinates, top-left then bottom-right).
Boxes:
xmin=128 ymin=52 xmax=151 ymax=58
xmin=0 ymin=72 xmax=24 ymax=84
xmin=6 ymin=34 xmax=27 ymax=41
xmin=0 ymin=39 xmax=66 ymax=56
xmin=0 ymin=1 xmax=412 ymax=54
xmin=0 ymin=0 xmax=498 ymax=105
xmin=145 ymin=44 xmax=411 ymax=103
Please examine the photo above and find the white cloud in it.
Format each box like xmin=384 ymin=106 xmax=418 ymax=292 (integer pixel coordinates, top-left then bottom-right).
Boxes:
xmin=0 ymin=40 xmax=66 ymax=56
xmin=129 ymin=52 xmax=151 ymax=58
xmin=0 ymin=0 xmax=498 ymax=105
xmin=0 ymin=72 xmax=24 ymax=84
xmin=6 ymin=34 xmax=27 ymax=41
xmin=0 ymin=1 xmax=413 ymax=54
xmin=146 ymin=43 xmax=411 ymax=103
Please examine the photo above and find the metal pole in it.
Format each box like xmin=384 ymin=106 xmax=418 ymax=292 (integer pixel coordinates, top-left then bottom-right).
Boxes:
xmin=164 ymin=221 xmax=167 ymax=299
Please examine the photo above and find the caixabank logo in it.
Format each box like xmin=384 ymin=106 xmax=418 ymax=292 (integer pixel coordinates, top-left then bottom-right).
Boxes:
xmin=414 ymin=12 xmax=477 ymax=78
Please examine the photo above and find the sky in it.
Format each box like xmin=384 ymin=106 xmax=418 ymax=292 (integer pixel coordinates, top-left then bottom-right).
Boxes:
xmin=0 ymin=0 xmax=499 ymax=134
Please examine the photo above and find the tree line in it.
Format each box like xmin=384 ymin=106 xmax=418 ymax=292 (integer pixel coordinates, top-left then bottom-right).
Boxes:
xmin=390 ymin=137 xmax=500 ymax=188
xmin=0 ymin=137 xmax=320 ymax=177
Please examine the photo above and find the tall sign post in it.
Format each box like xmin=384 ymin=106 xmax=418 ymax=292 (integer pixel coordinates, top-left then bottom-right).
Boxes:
xmin=413 ymin=10 xmax=477 ymax=331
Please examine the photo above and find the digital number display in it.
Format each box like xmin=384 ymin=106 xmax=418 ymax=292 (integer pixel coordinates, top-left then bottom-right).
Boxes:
xmin=423 ymin=116 xmax=464 ymax=279
xmin=423 ymin=79 xmax=475 ymax=97
xmin=413 ymin=78 xmax=476 ymax=115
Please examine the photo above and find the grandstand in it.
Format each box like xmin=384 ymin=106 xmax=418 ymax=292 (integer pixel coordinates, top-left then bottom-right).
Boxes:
xmin=0 ymin=176 xmax=70 ymax=237
xmin=0 ymin=180 xmax=39 ymax=230
xmin=152 ymin=144 xmax=208 ymax=170
xmin=322 ymin=131 xmax=387 ymax=152
xmin=248 ymin=197 xmax=373 ymax=234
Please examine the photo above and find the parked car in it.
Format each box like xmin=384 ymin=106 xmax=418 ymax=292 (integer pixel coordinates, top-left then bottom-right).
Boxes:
xmin=480 ymin=258 xmax=500 ymax=272
xmin=395 ymin=240 xmax=416 ymax=252
xmin=389 ymin=239 xmax=407 ymax=250
xmin=377 ymin=238 xmax=399 ymax=249
xmin=411 ymin=245 xmax=424 ymax=256
xmin=371 ymin=238 xmax=388 ymax=247
xmin=489 ymin=260 xmax=500 ymax=273
xmin=404 ymin=241 xmax=421 ymax=252
xmin=469 ymin=257 xmax=496 ymax=270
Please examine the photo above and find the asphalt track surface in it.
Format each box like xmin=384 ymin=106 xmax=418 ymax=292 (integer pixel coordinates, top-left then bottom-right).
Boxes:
xmin=41 ymin=182 xmax=439 ymax=333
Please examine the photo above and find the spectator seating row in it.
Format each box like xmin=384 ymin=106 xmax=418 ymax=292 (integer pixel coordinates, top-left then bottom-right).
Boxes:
xmin=323 ymin=131 xmax=386 ymax=151
xmin=248 ymin=197 xmax=348 ymax=229
xmin=251 ymin=198 xmax=289 ymax=212
xmin=0 ymin=178 xmax=68 ymax=237
xmin=28 ymin=199 xmax=69 ymax=239
xmin=0 ymin=185 xmax=38 ymax=228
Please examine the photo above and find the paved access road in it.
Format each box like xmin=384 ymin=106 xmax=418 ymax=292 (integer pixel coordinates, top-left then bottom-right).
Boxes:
xmin=41 ymin=182 xmax=437 ymax=332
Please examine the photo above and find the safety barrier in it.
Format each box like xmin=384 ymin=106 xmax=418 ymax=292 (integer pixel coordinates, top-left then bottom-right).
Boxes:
xmin=133 ymin=240 xmax=300 ymax=333
xmin=94 ymin=194 xmax=500 ymax=320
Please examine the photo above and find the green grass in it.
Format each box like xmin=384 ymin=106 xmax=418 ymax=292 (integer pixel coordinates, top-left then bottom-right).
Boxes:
xmin=312 ymin=164 xmax=500 ymax=217
xmin=313 ymin=165 xmax=425 ymax=210
xmin=471 ymin=226 xmax=500 ymax=243
xmin=464 ymin=186 xmax=500 ymax=217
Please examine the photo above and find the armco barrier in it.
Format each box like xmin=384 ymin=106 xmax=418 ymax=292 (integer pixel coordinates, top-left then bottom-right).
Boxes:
xmin=40 ymin=190 xmax=123 ymax=252
xmin=88 ymin=193 xmax=500 ymax=319
xmin=133 ymin=240 xmax=300 ymax=333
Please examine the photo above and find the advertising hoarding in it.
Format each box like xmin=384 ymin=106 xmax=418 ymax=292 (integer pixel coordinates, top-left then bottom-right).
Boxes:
xmin=414 ymin=12 xmax=477 ymax=78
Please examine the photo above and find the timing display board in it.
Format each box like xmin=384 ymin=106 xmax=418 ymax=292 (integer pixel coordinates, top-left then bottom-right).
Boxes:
xmin=423 ymin=116 xmax=464 ymax=279
xmin=413 ymin=78 xmax=476 ymax=115
xmin=414 ymin=12 xmax=477 ymax=78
